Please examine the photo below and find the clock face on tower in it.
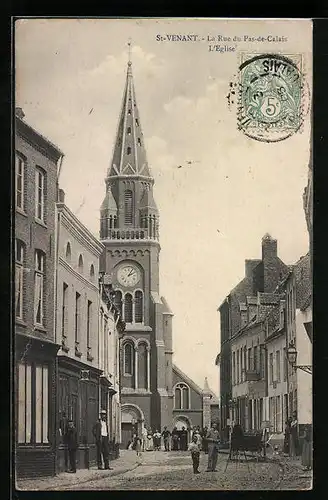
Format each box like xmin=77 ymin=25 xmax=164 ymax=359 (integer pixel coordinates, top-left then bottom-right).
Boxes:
xmin=117 ymin=264 xmax=141 ymax=287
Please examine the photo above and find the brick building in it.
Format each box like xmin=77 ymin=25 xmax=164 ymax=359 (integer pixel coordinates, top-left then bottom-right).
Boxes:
xmin=15 ymin=109 xmax=64 ymax=477
xmin=217 ymin=234 xmax=288 ymax=438
xmin=55 ymin=191 xmax=104 ymax=471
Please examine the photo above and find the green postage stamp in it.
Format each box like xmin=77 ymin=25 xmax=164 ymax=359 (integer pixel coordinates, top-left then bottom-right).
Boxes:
xmin=237 ymin=53 xmax=305 ymax=142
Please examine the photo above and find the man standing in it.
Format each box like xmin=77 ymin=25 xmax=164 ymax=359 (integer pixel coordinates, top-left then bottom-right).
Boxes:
xmin=202 ymin=426 xmax=209 ymax=454
xmin=92 ymin=409 xmax=113 ymax=470
xmin=65 ymin=420 xmax=78 ymax=473
xmin=205 ymin=423 xmax=220 ymax=472
xmin=162 ymin=426 xmax=171 ymax=452
xmin=141 ymin=425 xmax=148 ymax=452
xmin=180 ymin=426 xmax=188 ymax=451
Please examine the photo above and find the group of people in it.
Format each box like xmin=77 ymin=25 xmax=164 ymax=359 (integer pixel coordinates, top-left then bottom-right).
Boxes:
xmin=59 ymin=409 xmax=114 ymax=473
xmin=129 ymin=422 xmax=221 ymax=474
xmin=283 ymin=411 xmax=312 ymax=471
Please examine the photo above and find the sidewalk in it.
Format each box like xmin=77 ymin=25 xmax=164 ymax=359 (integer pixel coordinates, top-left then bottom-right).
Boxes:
xmin=16 ymin=450 xmax=139 ymax=491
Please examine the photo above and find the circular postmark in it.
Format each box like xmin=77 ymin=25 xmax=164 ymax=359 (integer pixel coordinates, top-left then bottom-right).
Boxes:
xmin=237 ymin=53 xmax=305 ymax=142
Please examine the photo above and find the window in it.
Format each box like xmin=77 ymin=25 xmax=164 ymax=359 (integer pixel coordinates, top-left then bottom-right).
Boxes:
xmin=134 ymin=290 xmax=143 ymax=323
xmin=34 ymin=250 xmax=45 ymax=326
xmin=62 ymin=283 xmax=68 ymax=339
xmin=15 ymin=240 xmax=25 ymax=320
xmin=236 ymin=349 xmax=240 ymax=384
xmin=114 ymin=291 xmax=122 ymax=316
xmin=35 ymin=364 xmax=49 ymax=443
xmin=127 ymin=126 xmax=131 ymax=134
xmin=124 ymin=343 xmax=133 ymax=375
xmin=78 ymin=254 xmax=83 ymax=273
xmin=127 ymin=146 xmax=131 ymax=155
xmin=254 ymin=346 xmax=258 ymax=372
xmin=128 ymin=109 xmax=131 ymax=115
xmin=90 ymin=264 xmax=95 ymax=280
xmin=135 ymin=118 xmax=139 ymax=126
xmin=18 ymin=362 xmax=32 ymax=443
xmin=276 ymin=350 xmax=281 ymax=383
xmin=276 ymin=395 xmax=281 ymax=433
xmin=104 ymin=317 xmax=108 ymax=371
xmin=15 ymin=154 xmax=25 ymax=210
xmin=243 ymin=347 xmax=247 ymax=381
xmin=124 ymin=293 xmax=133 ymax=323
xmin=65 ymin=242 xmax=71 ymax=261
xmin=283 ymin=347 xmax=287 ymax=382
xmin=137 ymin=138 xmax=141 ymax=146
xmin=87 ymin=300 xmax=92 ymax=349
xmin=269 ymin=353 xmax=273 ymax=384
xmin=35 ymin=167 xmax=46 ymax=222
xmin=124 ymin=190 xmax=133 ymax=224
xmin=174 ymin=383 xmax=190 ymax=409
xmin=232 ymin=351 xmax=236 ymax=385
xmin=18 ymin=362 xmax=49 ymax=445
xmin=138 ymin=342 xmax=148 ymax=389
xmin=75 ymin=292 xmax=81 ymax=344
xmin=248 ymin=348 xmax=252 ymax=371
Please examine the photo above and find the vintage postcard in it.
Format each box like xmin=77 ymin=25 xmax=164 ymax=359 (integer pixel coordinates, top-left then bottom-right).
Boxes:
xmin=14 ymin=18 xmax=312 ymax=490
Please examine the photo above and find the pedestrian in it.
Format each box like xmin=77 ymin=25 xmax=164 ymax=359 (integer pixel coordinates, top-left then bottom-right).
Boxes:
xmin=301 ymin=424 xmax=312 ymax=471
xmin=65 ymin=420 xmax=78 ymax=473
xmin=162 ymin=426 xmax=171 ymax=451
xmin=59 ymin=410 xmax=69 ymax=471
xmin=132 ymin=433 xmax=142 ymax=465
xmin=283 ymin=418 xmax=292 ymax=455
xmin=188 ymin=433 xmax=201 ymax=474
xmin=202 ymin=426 xmax=209 ymax=454
xmin=171 ymin=427 xmax=179 ymax=451
xmin=153 ymin=429 xmax=161 ymax=450
xmin=146 ymin=428 xmax=154 ymax=451
xmin=141 ymin=425 xmax=148 ymax=452
xmin=194 ymin=428 xmax=203 ymax=449
xmin=205 ymin=423 xmax=220 ymax=472
xmin=289 ymin=411 xmax=299 ymax=459
xmin=180 ymin=426 xmax=188 ymax=451
xmin=92 ymin=409 xmax=113 ymax=470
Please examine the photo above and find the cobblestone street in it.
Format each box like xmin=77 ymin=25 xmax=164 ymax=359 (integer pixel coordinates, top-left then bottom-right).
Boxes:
xmin=17 ymin=450 xmax=312 ymax=491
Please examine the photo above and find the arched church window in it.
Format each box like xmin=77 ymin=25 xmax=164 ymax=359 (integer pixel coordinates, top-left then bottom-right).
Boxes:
xmin=78 ymin=254 xmax=83 ymax=273
xmin=175 ymin=387 xmax=182 ymax=409
xmin=174 ymin=383 xmax=190 ymax=409
xmin=127 ymin=146 xmax=131 ymax=155
xmin=138 ymin=342 xmax=148 ymax=389
xmin=90 ymin=264 xmax=95 ymax=280
xmin=134 ymin=290 xmax=143 ymax=323
xmin=123 ymin=343 xmax=134 ymax=375
xmin=124 ymin=190 xmax=133 ymax=224
xmin=124 ymin=293 xmax=133 ymax=323
xmin=114 ymin=290 xmax=122 ymax=316
xmin=65 ymin=242 xmax=71 ymax=262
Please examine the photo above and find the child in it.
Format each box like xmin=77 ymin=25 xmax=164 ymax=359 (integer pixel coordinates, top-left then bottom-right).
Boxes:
xmin=188 ymin=434 xmax=201 ymax=474
xmin=132 ymin=434 xmax=142 ymax=465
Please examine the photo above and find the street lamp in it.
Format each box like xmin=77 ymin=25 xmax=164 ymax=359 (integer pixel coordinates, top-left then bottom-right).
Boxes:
xmin=287 ymin=341 xmax=312 ymax=375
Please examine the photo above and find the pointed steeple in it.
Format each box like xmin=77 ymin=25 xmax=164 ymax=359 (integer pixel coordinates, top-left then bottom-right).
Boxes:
xmin=108 ymin=42 xmax=151 ymax=178
xmin=203 ymin=377 xmax=211 ymax=395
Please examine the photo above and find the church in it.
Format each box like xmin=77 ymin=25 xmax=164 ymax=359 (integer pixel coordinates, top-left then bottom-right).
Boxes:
xmin=99 ymin=53 xmax=218 ymax=447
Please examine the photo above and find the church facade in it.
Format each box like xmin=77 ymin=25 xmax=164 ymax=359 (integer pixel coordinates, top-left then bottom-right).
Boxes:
xmin=99 ymin=56 xmax=218 ymax=447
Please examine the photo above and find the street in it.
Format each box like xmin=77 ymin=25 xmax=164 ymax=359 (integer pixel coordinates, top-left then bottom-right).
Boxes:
xmin=17 ymin=450 xmax=312 ymax=491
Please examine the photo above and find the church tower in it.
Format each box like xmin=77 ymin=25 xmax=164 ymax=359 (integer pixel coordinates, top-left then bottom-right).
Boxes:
xmin=100 ymin=47 xmax=174 ymax=444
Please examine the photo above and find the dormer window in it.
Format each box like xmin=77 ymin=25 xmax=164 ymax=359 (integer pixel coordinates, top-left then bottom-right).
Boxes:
xmin=137 ymin=138 xmax=141 ymax=146
xmin=127 ymin=146 xmax=131 ymax=155
xmin=128 ymin=109 xmax=131 ymax=115
xmin=127 ymin=127 xmax=131 ymax=134
xmin=135 ymin=118 xmax=139 ymax=126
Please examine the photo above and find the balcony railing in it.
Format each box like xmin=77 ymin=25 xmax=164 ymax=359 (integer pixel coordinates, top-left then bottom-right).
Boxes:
xmin=102 ymin=228 xmax=159 ymax=241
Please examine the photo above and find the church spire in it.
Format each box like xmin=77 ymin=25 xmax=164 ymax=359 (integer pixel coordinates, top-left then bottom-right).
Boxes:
xmin=108 ymin=40 xmax=151 ymax=178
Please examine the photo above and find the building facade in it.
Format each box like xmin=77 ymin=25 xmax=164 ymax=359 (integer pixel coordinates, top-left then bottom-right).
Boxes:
xmin=99 ymin=57 xmax=174 ymax=445
xmin=55 ymin=191 xmax=104 ymax=471
xmin=98 ymin=278 xmax=125 ymax=457
xmin=15 ymin=109 xmax=64 ymax=477
xmin=217 ymin=234 xmax=288 ymax=438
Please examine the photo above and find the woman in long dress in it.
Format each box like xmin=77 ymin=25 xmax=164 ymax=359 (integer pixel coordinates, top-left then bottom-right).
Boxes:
xmin=289 ymin=412 xmax=299 ymax=458
xmin=146 ymin=429 xmax=154 ymax=451
xmin=301 ymin=425 xmax=312 ymax=470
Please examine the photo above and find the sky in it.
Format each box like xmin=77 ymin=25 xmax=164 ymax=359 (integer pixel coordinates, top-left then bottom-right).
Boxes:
xmin=15 ymin=18 xmax=312 ymax=395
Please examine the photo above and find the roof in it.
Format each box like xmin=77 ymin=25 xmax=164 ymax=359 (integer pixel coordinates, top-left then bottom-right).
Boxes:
xmin=15 ymin=113 xmax=64 ymax=160
xmin=300 ymin=293 xmax=312 ymax=311
xmin=100 ymin=188 xmax=118 ymax=212
xmin=161 ymin=296 xmax=174 ymax=315
xmin=172 ymin=364 xmax=203 ymax=395
xmin=108 ymin=61 xmax=152 ymax=178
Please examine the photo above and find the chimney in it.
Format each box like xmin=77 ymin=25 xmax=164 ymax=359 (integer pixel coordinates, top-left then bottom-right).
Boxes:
xmin=58 ymin=188 xmax=65 ymax=203
xmin=245 ymin=259 xmax=261 ymax=278
xmin=15 ymin=107 xmax=25 ymax=120
xmin=261 ymin=233 xmax=277 ymax=261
